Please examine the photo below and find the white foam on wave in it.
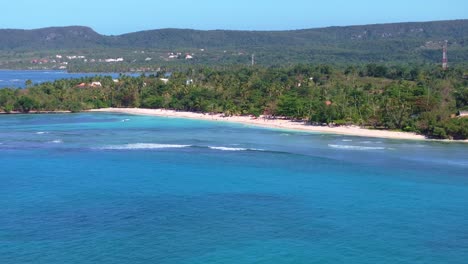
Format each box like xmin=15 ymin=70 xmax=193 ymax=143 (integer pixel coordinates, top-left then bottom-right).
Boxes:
xmin=209 ymin=146 xmax=264 ymax=152
xmin=121 ymin=119 xmax=131 ymax=122
xmin=342 ymin=139 xmax=353 ymax=142
xmin=49 ymin=139 xmax=63 ymax=144
xmin=328 ymin=144 xmax=385 ymax=150
xmin=100 ymin=143 xmax=191 ymax=150
xmin=36 ymin=131 xmax=49 ymax=135
xmin=209 ymin=146 xmax=247 ymax=151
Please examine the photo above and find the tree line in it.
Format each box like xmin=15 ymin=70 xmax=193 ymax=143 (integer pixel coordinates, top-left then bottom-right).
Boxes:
xmin=1 ymin=64 xmax=467 ymax=139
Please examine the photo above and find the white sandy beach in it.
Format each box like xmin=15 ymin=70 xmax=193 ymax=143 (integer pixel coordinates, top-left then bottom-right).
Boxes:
xmin=87 ymin=108 xmax=443 ymax=141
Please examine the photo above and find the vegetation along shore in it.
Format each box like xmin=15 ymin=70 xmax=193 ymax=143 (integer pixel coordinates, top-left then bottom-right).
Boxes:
xmin=0 ymin=64 xmax=467 ymax=140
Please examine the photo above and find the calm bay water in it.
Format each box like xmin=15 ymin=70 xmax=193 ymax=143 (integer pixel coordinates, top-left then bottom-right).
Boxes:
xmin=0 ymin=70 xmax=139 ymax=88
xmin=0 ymin=113 xmax=467 ymax=263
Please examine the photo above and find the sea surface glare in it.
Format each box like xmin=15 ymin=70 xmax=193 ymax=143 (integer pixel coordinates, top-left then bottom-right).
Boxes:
xmin=0 ymin=113 xmax=467 ymax=264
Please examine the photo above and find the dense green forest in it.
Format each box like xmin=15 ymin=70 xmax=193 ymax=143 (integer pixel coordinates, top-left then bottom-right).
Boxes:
xmin=0 ymin=20 xmax=467 ymax=70
xmin=1 ymin=64 xmax=467 ymax=139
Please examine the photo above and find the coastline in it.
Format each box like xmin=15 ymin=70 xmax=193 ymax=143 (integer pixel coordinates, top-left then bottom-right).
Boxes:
xmin=87 ymin=108 xmax=453 ymax=141
xmin=0 ymin=107 xmax=465 ymax=142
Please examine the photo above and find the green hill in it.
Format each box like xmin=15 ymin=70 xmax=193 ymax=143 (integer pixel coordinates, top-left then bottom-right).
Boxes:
xmin=0 ymin=20 xmax=467 ymax=66
xmin=0 ymin=26 xmax=104 ymax=50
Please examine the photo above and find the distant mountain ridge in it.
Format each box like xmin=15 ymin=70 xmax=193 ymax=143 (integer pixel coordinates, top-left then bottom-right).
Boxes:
xmin=0 ymin=20 xmax=467 ymax=64
xmin=0 ymin=26 xmax=103 ymax=49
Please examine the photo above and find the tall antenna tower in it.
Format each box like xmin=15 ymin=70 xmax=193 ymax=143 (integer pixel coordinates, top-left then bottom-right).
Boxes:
xmin=442 ymin=40 xmax=448 ymax=70
xmin=251 ymin=54 xmax=255 ymax=66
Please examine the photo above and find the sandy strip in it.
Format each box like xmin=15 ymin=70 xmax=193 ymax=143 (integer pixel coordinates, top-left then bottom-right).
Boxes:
xmin=86 ymin=107 xmax=456 ymax=141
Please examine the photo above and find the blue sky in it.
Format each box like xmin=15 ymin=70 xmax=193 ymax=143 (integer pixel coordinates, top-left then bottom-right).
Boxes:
xmin=2 ymin=0 xmax=467 ymax=34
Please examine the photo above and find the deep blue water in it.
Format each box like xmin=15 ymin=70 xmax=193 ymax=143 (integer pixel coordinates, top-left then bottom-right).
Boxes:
xmin=0 ymin=113 xmax=467 ymax=264
xmin=0 ymin=70 xmax=140 ymax=88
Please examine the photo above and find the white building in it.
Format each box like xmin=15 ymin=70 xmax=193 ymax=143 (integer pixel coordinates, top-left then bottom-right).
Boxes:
xmin=105 ymin=58 xmax=124 ymax=62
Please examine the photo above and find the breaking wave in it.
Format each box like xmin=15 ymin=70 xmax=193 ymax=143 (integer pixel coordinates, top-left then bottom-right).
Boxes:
xmin=99 ymin=143 xmax=191 ymax=150
xmin=97 ymin=143 xmax=266 ymax=152
xmin=328 ymin=144 xmax=385 ymax=150
xmin=49 ymin=139 xmax=63 ymax=144
xmin=36 ymin=131 xmax=49 ymax=135
xmin=208 ymin=146 xmax=264 ymax=152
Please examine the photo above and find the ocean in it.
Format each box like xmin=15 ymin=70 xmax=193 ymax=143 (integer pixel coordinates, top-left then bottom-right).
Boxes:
xmin=0 ymin=70 xmax=140 ymax=88
xmin=0 ymin=113 xmax=467 ymax=263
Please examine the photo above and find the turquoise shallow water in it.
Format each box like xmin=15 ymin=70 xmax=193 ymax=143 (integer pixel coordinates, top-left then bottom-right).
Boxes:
xmin=0 ymin=113 xmax=467 ymax=264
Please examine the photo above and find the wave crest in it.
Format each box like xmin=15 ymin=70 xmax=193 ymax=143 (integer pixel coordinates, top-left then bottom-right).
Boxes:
xmin=209 ymin=146 xmax=247 ymax=151
xmin=208 ymin=146 xmax=264 ymax=152
xmin=328 ymin=144 xmax=385 ymax=150
xmin=100 ymin=143 xmax=191 ymax=150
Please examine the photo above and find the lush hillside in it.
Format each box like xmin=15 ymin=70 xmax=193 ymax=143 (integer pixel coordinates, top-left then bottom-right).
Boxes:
xmin=0 ymin=20 xmax=467 ymax=68
xmin=115 ymin=20 xmax=468 ymax=48
xmin=0 ymin=26 xmax=104 ymax=50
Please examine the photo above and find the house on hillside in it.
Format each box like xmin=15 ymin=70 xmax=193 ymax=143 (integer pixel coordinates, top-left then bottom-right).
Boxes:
xmin=457 ymin=111 xmax=468 ymax=118
xmin=90 ymin=82 xmax=102 ymax=87
xmin=105 ymin=58 xmax=124 ymax=62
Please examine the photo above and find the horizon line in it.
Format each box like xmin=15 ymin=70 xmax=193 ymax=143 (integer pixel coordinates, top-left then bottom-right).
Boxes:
xmin=1 ymin=18 xmax=466 ymax=36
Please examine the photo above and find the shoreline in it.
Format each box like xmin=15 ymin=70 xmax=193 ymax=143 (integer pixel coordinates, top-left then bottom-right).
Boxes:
xmin=88 ymin=108 xmax=466 ymax=142
xmin=1 ymin=107 xmax=465 ymax=142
